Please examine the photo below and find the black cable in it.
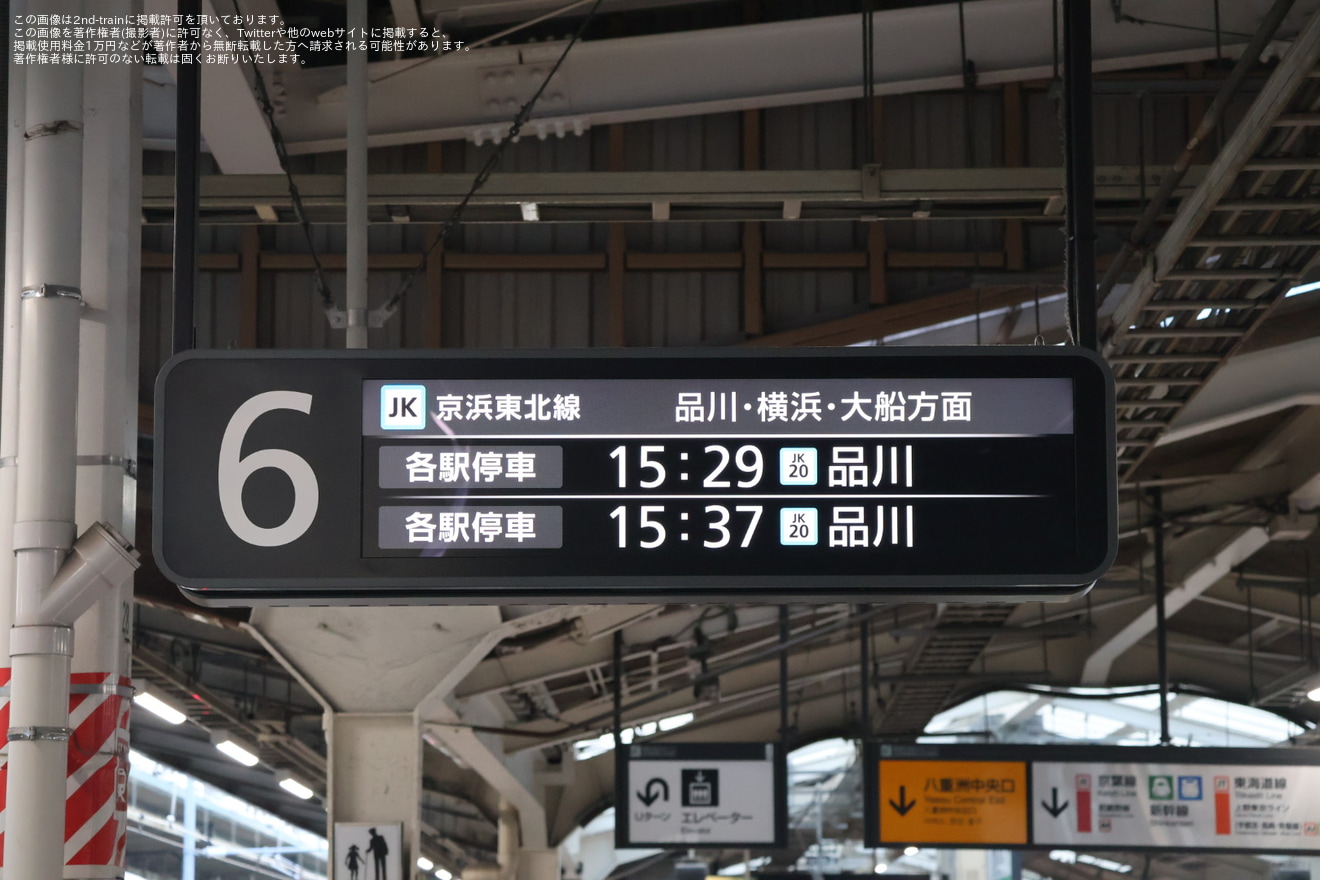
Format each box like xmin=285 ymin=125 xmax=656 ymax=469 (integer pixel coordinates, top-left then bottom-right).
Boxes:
xmin=1214 ymin=0 xmax=1223 ymax=62
xmin=1052 ymin=0 xmax=1059 ymax=81
xmin=958 ymin=0 xmax=983 ymax=341
xmin=379 ymin=0 xmax=607 ymax=316
xmin=861 ymin=0 xmax=875 ymax=164
xmin=233 ymin=3 xmax=333 ymax=308
xmin=1119 ymin=12 xmax=1256 ymax=40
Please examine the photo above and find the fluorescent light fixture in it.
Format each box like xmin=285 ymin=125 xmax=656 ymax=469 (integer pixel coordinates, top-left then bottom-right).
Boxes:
xmin=902 ymin=846 xmax=919 ymax=857
xmin=658 ymin=712 xmax=694 ymax=732
xmin=520 ymin=202 xmax=540 ymax=222
xmin=1286 ymin=280 xmax=1320 ymax=298
xmin=1307 ymin=686 xmax=1320 ymax=702
xmin=133 ymin=690 xmax=186 ymax=726
xmin=214 ymin=736 xmax=260 ymax=767
xmin=417 ymin=858 xmax=435 ymax=871
xmin=278 ymin=776 xmax=315 ymax=800
xmin=436 ymin=870 xmax=453 ymax=880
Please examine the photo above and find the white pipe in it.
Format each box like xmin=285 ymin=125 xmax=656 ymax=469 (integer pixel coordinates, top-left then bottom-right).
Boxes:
xmin=0 ymin=0 xmax=29 ymax=647
xmin=6 ymin=1 xmax=85 ymax=876
xmin=74 ymin=0 xmax=142 ymax=684
xmin=1079 ymin=527 xmax=1272 ymax=685
xmin=345 ymin=0 xmax=370 ymax=349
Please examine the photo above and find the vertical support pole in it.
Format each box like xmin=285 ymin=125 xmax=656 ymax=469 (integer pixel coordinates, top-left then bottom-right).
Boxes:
xmin=7 ymin=2 xmax=85 ymax=876
xmin=1246 ymin=570 xmax=1257 ymax=704
xmin=239 ymin=226 xmax=260 ymax=348
xmin=345 ymin=0 xmax=369 ymax=350
xmin=1151 ymin=486 xmax=1170 ymax=745
xmin=778 ymin=606 xmax=789 ymax=746
xmin=1061 ymin=0 xmax=1097 ymax=351
xmin=607 ymin=125 xmax=626 ymax=346
xmin=859 ymin=608 xmax=870 ymax=742
xmin=867 ymin=223 xmax=887 ymax=306
xmin=612 ymin=630 xmax=623 ymax=748
xmin=181 ymin=783 xmax=197 ymax=880
xmin=743 ymin=222 xmax=763 ymax=336
xmin=172 ymin=0 xmax=201 ymax=355
xmin=1002 ymin=82 xmax=1026 ymax=272
xmin=741 ymin=109 xmax=763 ymax=337
xmin=1301 ymin=582 xmax=1307 ymax=663
xmin=0 ymin=0 xmax=27 ymax=680
xmin=1308 ymin=552 xmax=1315 ymax=664
xmin=72 ymin=3 xmax=142 ymax=871
xmin=0 ymin=1 xmax=23 ymax=866
xmin=424 ymin=143 xmax=444 ymax=348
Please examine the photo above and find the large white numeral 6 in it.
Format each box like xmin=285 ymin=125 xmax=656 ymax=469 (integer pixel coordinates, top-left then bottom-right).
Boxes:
xmin=217 ymin=391 xmax=319 ymax=547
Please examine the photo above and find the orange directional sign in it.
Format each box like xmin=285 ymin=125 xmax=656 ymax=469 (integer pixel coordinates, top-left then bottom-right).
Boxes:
xmin=876 ymin=760 xmax=1029 ymax=846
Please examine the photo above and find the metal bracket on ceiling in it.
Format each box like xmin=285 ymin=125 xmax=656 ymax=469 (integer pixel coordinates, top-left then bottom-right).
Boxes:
xmin=325 ymin=305 xmax=392 ymax=330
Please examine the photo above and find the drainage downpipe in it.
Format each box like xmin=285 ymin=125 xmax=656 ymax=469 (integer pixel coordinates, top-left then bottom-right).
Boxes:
xmin=345 ymin=0 xmax=369 ymax=349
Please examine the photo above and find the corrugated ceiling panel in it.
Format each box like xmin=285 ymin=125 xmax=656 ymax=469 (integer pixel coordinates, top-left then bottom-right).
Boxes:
xmin=458 ymin=272 xmax=597 ymax=348
xmin=627 ymin=221 xmax=739 ymax=253
xmin=765 ymin=101 xmax=855 ymax=170
xmin=463 ymin=220 xmax=598 ymax=255
xmin=882 ymin=91 xmax=1002 ymax=169
xmin=764 ymin=270 xmax=863 ymax=333
xmin=625 ymin=271 xmax=739 ymax=346
xmin=764 ymin=220 xmax=857 ymax=253
xmin=620 ymin=112 xmax=741 ymax=171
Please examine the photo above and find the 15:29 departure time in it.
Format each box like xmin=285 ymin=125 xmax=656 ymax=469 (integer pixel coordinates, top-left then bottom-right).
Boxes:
xmin=608 ymin=444 xmax=765 ymax=489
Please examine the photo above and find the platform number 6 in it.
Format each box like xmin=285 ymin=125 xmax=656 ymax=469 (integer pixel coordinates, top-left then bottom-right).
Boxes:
xmin=217 ymin=391 xmax=319 ymax=546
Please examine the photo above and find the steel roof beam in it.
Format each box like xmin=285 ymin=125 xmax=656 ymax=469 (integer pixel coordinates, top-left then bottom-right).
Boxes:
xmin=264 ymin=0 xmax=1320 ymax=152
xmin=137 ymin=166 xmax=1201 ymax=224
xmin=1106 ymin=7 xmax=1320 ymax=344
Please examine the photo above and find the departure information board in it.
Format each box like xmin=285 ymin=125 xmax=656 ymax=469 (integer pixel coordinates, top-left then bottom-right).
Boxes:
xmin=154 ymin=347 xmax=1115 ymax=606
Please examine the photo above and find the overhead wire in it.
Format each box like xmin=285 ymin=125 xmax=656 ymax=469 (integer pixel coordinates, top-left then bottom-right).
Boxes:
xmin=364 ymin=0 xmax=598 ymax=89
xmin=232 ymin=2 xmax=333 ymax=308
xmin=377 ymin=0 xmax=607 ymax=319
xmin=232 ymin=0 xmax=606 ymax=319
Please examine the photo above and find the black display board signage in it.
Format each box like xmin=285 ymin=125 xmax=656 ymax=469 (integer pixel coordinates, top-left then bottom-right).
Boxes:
xmin=863 ymin=743 xmax=1320 ymax=856
xmin=616 ymin=742 xmax=788 ymax=849
xmin=154 ymin=347 xmax=1115 ymax=605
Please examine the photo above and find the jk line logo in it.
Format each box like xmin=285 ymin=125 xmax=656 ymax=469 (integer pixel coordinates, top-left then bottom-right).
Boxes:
xmin=381 ymin=384 xmax=427 ymax=430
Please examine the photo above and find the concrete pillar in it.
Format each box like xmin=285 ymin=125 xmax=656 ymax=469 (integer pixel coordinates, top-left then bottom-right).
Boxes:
xmin=516 ymin=849 xmax=559 ymax=880
xmin=327 ymin=713 xmax=422 ymax=879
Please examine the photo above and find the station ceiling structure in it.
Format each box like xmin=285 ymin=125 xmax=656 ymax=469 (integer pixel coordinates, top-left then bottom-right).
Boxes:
xmin=102 ymin=0 xmax=1320 ymax=876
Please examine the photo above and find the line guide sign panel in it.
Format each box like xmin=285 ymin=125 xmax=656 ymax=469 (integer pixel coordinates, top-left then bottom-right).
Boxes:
xmin=154 ymin=347 xmax=1114 ymax=606
xmin=865 ymin=744 xmax=1320 ymax=855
